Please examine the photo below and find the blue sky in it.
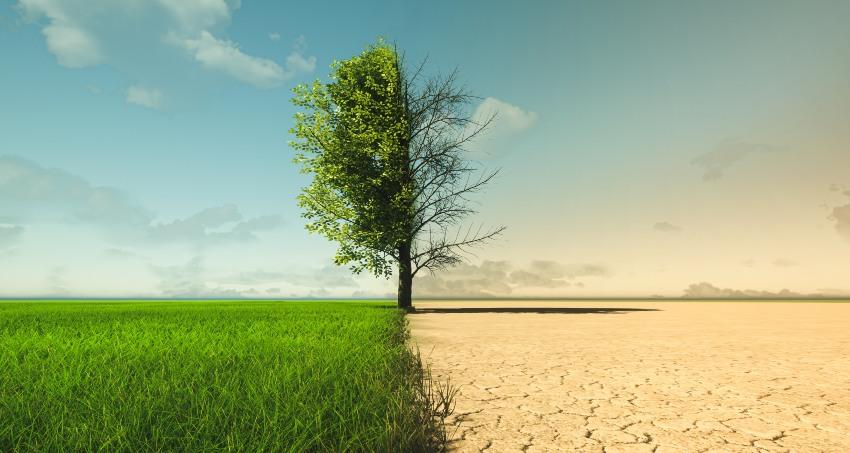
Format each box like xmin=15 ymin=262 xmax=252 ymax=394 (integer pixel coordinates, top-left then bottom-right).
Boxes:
xmin=2 ymin=0 xmax=850 ymax=298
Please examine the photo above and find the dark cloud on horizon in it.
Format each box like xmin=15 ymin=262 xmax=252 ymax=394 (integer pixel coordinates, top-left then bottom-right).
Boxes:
xmin=653 ymin=221 xmax=682 ymax=233
xmin=416 ymin=260 xmax=610 ymax=297
xmin=816 ymin=287 xmax=850 ymax=297
xmin=827 ymin=184 xmax=849 ymax=197
xmin=417 ymin=261 xmax=514 ymax=297
xmin=682 ymin=281 xmax=807 ymax=298
xmin=829 ymin=189 xmax=850 ymax=242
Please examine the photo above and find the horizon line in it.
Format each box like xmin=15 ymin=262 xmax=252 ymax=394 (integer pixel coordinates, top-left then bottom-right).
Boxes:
xmin=1 ymin=297 xmax=850 ymax=302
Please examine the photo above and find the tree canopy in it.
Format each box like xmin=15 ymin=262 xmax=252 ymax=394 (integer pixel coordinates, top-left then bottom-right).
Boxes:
xmin=290 ymin=40 xmax=503 ymax=308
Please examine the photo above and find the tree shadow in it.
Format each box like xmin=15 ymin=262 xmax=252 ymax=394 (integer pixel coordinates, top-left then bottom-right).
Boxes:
xmin=409 ymin=307 xmax=660 ymax=315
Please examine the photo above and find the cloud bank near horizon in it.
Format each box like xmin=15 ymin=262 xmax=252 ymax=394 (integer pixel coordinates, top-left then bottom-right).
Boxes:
xmin=682 ymin=282 xmax=812 ymax=299
xmin=415 ymin=260 xmax=609 ymax=298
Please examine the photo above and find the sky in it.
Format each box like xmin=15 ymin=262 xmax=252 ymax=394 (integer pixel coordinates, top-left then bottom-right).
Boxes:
xmin=2 ymin=0 xmax=850 ymax=298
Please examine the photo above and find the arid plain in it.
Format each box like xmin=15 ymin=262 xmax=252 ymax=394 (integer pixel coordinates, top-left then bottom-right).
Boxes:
xmin=410 ymin=301 xmax=850 ymax=452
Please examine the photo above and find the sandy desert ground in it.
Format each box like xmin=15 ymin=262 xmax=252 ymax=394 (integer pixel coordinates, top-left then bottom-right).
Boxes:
xmin=409 ymin=301 xmax=850 ymax=452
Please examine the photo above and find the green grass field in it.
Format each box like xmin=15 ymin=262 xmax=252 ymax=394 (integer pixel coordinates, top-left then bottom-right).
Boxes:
xmin=0 ymin=300 xmax=447 ymax=452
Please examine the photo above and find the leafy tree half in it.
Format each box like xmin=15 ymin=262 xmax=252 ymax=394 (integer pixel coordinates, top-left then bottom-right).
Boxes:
xmin=290 ymin=40 xmax=504 ymax=309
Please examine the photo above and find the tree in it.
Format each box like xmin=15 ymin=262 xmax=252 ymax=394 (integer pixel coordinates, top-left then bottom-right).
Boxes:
xmin=290 ymin=40 xmax=504 ymax=310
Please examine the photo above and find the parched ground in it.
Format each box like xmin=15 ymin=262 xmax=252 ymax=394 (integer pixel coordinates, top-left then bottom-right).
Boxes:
xmin=409 ymin=301 xmax=850 ymax=452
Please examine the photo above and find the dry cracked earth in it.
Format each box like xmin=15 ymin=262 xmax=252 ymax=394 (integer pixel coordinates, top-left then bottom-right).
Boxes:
xmin=409 ymin=301 xmax=850 ymax=452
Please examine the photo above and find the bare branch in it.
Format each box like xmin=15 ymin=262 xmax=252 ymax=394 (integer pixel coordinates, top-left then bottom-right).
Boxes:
xmin=411 ymin=225 xmax=505 ymax=276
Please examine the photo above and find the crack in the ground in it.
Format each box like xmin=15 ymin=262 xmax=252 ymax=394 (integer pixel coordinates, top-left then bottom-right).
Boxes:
xmin=410 ymin=303 xmax=850 ymax=452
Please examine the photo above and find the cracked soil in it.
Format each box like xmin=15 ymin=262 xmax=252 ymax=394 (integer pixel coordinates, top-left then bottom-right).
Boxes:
xmin=409 ymin=301 xmax=850 ymax=452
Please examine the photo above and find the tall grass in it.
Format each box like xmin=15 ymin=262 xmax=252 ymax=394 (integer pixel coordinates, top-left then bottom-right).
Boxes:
xmin=0 ymin=300 xmax=452 ymax=451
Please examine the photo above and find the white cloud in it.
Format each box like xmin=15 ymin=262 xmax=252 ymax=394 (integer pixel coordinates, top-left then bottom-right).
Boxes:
xmin=473 ymin=97 xmax=537 ymax=132
xmin=231 ymin=215 xmax=283 ymax=234
xmin=103 ymin=247 xmax=146 ymax=260
xmin=157 ymin=0 xmax=234 ymax=35
xmin=0 ymin=224 xmax=24 ymax=246
xmin=210 ymin=265 xmax=361 ymax=296
xmin=17 ymin=0 xmax=314 ymax=90
xmin=148 ymin=205 xmax=282 ymax=243
xmin=177 ymin=31 xmax=284 ymax=88
xmin=46 ymin=266 xmax=70 ymax=295
xmin=217 ymin=270 xmax=285 ymax=285
xmin=0 ymin=155 xmax=153 ymax=226
xmin=279 ymin=265 xmax=358 ymax=289
xmin=1 ymin=155 xmax=282 ymax=244
xmin=149 ymin=258 xmax=362 ymax=298
xmin=151 ymin=256 xmax=246 ymax=298
xmin=41 ymin=21 xmax=103 ymax=68
xmin=149 ymin=204 xmax=242 ymax=241
xmin=126 ymin=85 xmax=164 ymax=109
xmin=285 ymin=51 xmax=316 ymax=75
xmin=268 ymin=32 xmax=280 ymax=41
xmin=286 ymin=35 xmax=316 ymax=73
xmin=467 ymin=97 xmax=537 ymax=157
xmin=18 ymin=0 xmax=104 ymax=68
xmin=175 ymin=31 xmax=315 ymax=88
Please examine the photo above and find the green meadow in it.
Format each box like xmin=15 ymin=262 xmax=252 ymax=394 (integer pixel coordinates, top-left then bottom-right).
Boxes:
xmin=0 ymin=300 xmax=449 ymax=452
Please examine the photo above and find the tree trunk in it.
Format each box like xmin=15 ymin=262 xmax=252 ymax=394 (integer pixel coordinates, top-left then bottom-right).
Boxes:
xmin=397 ymin=243 xmax=413 ymax=311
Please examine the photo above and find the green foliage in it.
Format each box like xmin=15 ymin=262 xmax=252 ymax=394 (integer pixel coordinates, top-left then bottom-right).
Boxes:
xmin=290 ymin=41 xmax=413 ymax=277
xmin=291 ymin=39 xmax=504 ymax=303
xmin=0 ymin=300 xmax=448 ymax=452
